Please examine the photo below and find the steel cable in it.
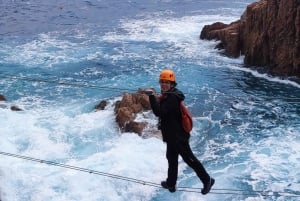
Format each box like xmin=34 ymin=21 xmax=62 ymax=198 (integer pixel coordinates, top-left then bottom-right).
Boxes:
xmin=0 ymin=151 xmax=299 ymax=197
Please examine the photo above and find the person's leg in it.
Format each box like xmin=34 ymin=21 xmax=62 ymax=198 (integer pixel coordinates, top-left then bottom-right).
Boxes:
xmin=178 ymin=141 xmax=209 ymax=182
xmin=178 ymin=141 xmax=214 ymax=194
xmin=165 ymin=142 xmax=179 ymax=187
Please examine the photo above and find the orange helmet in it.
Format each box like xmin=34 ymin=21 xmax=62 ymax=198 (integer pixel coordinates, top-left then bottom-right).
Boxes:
xmin=159 ymin=70 xmax=176 ymax=82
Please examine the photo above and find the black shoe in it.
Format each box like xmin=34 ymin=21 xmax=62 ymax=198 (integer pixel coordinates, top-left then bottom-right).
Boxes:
xmin=161 ymin=181 xmax=176 ymax=193
xmin=201 ymin=177 xmax=215 ymax=195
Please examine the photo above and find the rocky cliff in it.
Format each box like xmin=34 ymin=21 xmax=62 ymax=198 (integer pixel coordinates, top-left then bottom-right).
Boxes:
xmin=200 ymin=0 xmax=300 ymax=78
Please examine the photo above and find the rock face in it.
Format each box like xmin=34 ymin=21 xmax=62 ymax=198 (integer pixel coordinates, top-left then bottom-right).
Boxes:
xmin=200 ymin=0 xmax=300 ymax=77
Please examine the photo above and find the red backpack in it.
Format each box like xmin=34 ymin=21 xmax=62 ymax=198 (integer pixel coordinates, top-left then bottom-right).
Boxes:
xmin=159 ymin=95 xmax=193 ymax=133
xmin=180 ymin=102 xmax=193 ymax=133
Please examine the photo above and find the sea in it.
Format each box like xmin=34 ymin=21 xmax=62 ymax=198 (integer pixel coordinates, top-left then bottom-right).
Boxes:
xmin=0 ymin=0 xmax=299 ymax=201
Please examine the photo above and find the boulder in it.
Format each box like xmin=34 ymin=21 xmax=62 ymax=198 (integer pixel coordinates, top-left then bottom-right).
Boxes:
xmin=200 ymin=0 xmax=300 ymax=78
xmin=0 ymin=94 xmax=7 ymax=101
xmin=0 ymin=94 xmax=22 ymax=111
xmin=113 ymin=88 xmax=156 ymax=135
xmin=10 ymin=106 xmax=22 ymax=111
xmin=94 ymin=88 xmax=161 ymax=136
xmin=94 ymin=100 xmax=107 ymax=110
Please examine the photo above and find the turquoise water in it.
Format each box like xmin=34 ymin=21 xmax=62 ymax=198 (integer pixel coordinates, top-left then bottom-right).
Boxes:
xmin=0 ymin=1 xmax=300 ymax=200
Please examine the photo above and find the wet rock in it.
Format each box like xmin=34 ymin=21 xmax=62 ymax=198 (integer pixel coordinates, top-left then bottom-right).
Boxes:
xmin=10 ymin=106 xmax=22 ymax=111
xmin=0 ymin=94 xmax=7 ymax=101
xmin=124 ymin=121 xmax=147 ymax=136
xmin=0 ymin=94 xmax=22 ymax=111
xmin=94 ymin=88 xmax=161 ymax=137
xmin=114 ymin=89 xmax=154 ymax=134
xmin=95 ymin=100 xmax=107 ymax=110
xmin=201 ymin=21 xmax=241 ymax=58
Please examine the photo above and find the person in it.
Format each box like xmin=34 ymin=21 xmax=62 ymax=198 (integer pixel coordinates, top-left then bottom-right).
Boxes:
xmin=147 ymin=69 xmax=215 ymax=195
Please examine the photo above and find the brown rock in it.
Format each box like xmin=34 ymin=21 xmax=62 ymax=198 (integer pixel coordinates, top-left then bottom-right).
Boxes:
xmin=113 ymin=89 xmax=155 ymax=134
xmin=0 ymin=94 xmax=7 ymax=101
xmin=0 ymin=94 xmax=22 ymax=111
xmin=124 ymin=121 xmax=147 ymax=135
xmin=200 ymin=0 xmax=300 ymax=78
xmin=200 ymin=22 xmax=229 ymax=40
xmin=201 ymin=21 xmax=241 ymax=57
xmin=115 ymin=107 xmax=135 ymax=129
xmin=95 ymin=89 xmax=159 ymax=135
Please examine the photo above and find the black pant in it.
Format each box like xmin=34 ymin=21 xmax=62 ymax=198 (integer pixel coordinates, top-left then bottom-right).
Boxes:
xmin=166 ymin=140 xmax=210 ymax=187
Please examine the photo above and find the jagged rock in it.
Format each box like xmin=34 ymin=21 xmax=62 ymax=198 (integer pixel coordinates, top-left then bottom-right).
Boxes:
xmin=114 ymin=88 xmax=155 ymax=134
xmin=200 ymin=0 xmax=300 ymax=78
xmin=115 ymin=89 xmax=151 ymax=135
xmin=115 ymin=107 xmax=135 ymax=129
xmin=0 ymin=94 xmax=22 ymax=111
xmin=201 ymin=21 xmax=241 ymax=57
xmin=95 ymin=100 xmax=107 ymax=110
xmin=94 ymin=89 xmax=161 ymax=136
xmin=124 ymin=121 xmax=147 ymax=135
xmin=0 ymin=94 xmax=7 ymax=101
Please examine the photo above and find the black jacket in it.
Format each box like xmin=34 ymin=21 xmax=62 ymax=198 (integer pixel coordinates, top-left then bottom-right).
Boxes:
xmin=149 ymin=87 xmax=190 ymax=143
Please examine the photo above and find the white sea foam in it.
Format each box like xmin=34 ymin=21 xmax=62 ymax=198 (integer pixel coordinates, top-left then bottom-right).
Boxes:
xmin=2 ymin=33 xmax=86 ymax=68
xmin=0 ymin=12 xmax=240 ymax=74
xmin=247 ymin=128 xmax=300 ymax=198
xmin=103 ymin=14 xmax=238 ymax=42
xmin=227 ymin=64 xmax=300 ymax=88
xmin=101 ymin=14 xmax=239 ymax=64
xmin=101 ymin=11 xmax=300 ymax=90
xmin=0 ymin=99 xmax=168 ymax=201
